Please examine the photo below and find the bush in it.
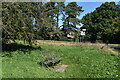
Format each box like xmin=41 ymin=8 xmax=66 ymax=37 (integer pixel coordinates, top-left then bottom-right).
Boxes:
xmin=59 ymin=36 xmax=69 ymax=41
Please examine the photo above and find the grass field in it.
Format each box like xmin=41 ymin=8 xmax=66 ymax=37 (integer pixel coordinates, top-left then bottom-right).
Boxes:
xmin=1 ymin=41 xmax=120 ymax=78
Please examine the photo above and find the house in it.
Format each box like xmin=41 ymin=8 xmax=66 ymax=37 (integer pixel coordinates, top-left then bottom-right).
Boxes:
xmin=67 ymin=31 xmax=75 ymax=39
xmin=80 ymin=27 xmax=87 ymax=36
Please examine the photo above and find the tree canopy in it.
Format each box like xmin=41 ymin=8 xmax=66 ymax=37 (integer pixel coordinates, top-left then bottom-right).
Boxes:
xmin=82 ymin=2 xmax=120 ymax=43
xmin=2 ymin=2 xmax=120 ymax=44
xmin=2 ymin=2 xmax=83 ymax=44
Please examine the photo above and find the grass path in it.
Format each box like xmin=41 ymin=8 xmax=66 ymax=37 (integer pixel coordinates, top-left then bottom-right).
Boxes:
xmin=35 ymin=40 xmax=78 ymax=46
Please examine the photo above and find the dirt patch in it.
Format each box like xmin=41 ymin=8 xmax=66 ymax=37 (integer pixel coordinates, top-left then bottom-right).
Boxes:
xmin=53 ymin=64 xmax=68 ymax=72
xmin=35 ymin=40 xmax=78 ymax=46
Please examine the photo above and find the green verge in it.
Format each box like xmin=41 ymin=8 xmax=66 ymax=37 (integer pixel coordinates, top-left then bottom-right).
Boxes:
xmin=1 ymin=43 xmax=120 ymax=78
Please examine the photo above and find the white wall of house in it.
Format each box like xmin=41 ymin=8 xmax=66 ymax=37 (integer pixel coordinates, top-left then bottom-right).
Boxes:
xmin=67 ymin=32 xmax=74 ymax=38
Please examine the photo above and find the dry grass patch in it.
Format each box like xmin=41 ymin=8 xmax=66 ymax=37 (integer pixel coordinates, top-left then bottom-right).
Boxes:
xmin=80 ymin=42 xmax=119 ymax=56
xmin=35 ymin=40 xmax=78 ymax=46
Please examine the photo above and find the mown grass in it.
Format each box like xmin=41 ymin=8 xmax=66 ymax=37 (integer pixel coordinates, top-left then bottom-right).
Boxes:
xmin=1 ymin=43 xmax=120 ymax=78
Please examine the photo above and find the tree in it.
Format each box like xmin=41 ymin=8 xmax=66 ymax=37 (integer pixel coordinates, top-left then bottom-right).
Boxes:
xmin=54 ymin=2 xmax=65 ymax=32
xmin=2 ymin=2 xmax=56 ymax=44
xmin=82 ymin=2 xmax=120 ymax=43
xmin=34 ymin=2 xmax=56 ymax=40
xmin=42 ymin=2 xmax=65 ymax=40
xmin=2 ymin=2 xmax=84 ymax=43
xmin=110 ymin=17 xmax=120 ymax=43
xmin=62 ymin=2 xmax=83 ymax=37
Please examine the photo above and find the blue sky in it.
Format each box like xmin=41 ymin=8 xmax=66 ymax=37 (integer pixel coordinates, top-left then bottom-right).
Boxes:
xmin=65 ymin=0 xmax=119 ymax=2
xmin=77 ymin=2 xmax=103 ymax=19
xmin=59 ymin=2 xmax=104 ymax=28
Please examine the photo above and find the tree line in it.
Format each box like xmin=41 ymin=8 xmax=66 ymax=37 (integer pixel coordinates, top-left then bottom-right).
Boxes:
xmin=2 ymin=2 xmax=120 ymax=44
xmin=2 ymin=2 xmax=83 ymax=44
xmin=82 ymin=2 xmax=120 ymax=43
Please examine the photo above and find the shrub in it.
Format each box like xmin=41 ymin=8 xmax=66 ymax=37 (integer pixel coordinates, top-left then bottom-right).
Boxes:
xmin=59 ymin=36 xmax=69 ymax=41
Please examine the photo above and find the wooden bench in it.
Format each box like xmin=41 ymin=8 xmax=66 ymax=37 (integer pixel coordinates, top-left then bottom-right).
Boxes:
xmin=43 ymin=58 xmax=62 ymax=67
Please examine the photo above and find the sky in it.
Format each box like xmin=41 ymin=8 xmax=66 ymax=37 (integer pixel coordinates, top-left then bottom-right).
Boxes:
xmin=65 ymin=0 xmax=119 ymax=2
xmin=77 ymin=2 xmax=103 ymax=19
xmin=59 ymin=2 xmax=104 ymax=28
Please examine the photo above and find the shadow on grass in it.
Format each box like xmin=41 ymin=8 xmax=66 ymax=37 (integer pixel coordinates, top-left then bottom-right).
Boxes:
xmin=2 ymin=43 xmax=42 ymax=57
xmin=38 ymin=61 xmax=61 ymax=68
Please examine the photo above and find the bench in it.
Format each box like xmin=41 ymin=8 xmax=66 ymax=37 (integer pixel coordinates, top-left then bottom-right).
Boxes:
xmin=43 ymin=58 xmax=62 ymax=67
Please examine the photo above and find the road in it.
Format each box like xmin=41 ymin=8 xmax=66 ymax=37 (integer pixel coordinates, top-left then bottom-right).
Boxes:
xmin=108 ymin=44 xmax=120 ymax=50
